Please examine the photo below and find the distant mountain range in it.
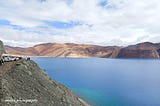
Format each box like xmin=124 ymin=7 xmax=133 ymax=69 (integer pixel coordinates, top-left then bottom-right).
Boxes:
xmin=5 ymin=42 xmax=160 ymax=59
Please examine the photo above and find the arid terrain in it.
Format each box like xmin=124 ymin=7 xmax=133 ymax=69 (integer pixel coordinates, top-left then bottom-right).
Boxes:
xmin=5 ymin=42 xmax=160 ymax=59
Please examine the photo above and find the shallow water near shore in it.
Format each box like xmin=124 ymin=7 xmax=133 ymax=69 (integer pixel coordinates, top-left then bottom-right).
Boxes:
xmin=32 ymin=58 xmax=160 ymax=106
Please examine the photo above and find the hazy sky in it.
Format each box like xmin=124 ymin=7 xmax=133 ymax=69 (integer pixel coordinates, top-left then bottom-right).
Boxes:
xmin=0 ymin=0 xmax=160 ymax=47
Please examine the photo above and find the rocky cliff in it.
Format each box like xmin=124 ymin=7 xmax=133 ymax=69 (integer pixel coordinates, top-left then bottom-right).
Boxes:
xmin=0 ymin=40 xmax=4 ymax=55
xmin=117 ymin=42 xmax=160 ymax=58
xmin=0 ymin=59 xmax=89 ymax=106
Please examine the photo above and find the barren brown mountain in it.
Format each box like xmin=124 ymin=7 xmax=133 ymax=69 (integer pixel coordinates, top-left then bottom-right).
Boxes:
xmin=5 ymin=43 xmax=121 ymax=58
xmin=117 ymin=42 xmax=160 ymax=58
xmin=5 ymin=42 xmax=160 ymax=59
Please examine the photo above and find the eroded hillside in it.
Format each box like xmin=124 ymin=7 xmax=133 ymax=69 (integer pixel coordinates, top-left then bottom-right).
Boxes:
xmin=5 ymin=42 xmax=160 ymax=59
xmin=0 ymin=60 xmax=89 ymax=106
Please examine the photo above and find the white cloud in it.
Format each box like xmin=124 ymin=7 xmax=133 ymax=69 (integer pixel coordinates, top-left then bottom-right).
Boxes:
xmin=0 ymin=0 xmax=160 ymax=47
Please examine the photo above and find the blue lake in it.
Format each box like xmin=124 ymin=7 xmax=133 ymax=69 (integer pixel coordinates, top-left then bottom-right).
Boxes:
xmin=32 ymin=58 xmax=160 ymax=106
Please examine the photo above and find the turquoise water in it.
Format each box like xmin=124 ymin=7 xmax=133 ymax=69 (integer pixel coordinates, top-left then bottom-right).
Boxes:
xmin=32 ymin=58 xmax=160 ymax=106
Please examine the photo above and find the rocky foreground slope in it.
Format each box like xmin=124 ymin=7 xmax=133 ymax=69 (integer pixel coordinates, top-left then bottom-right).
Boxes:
xmin=0 ymin=40 xmax=89 ymax=106
xmin=0 ymin=59 xmax=89 ymax=106
xmin=5 ymin=42 xmax=160 ymax=59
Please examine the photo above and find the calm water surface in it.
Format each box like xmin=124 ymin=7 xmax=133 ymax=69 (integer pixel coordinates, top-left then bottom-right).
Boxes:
xmin=32 ymin=58 xmax=160 ymax=106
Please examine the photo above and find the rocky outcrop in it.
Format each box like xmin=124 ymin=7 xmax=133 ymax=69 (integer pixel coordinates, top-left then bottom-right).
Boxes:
xmin=0 ymin=40 xmax=4 ymax=55
xmin=117 ymin=42 xmax=160 ymax=58
xmin=0 ymin=60 xmax=89 ymax=106
xmin=157 ymin=49 xmax=160 ymax=56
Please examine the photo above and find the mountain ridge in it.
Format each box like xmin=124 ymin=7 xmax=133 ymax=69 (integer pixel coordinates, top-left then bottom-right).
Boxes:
xmin=5 ymin=43 xmax=121 ymax=58
xmin=5 ymin=42 xmax=160 ymax=59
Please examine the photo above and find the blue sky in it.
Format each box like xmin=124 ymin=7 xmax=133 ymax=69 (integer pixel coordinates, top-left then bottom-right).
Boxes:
xmin=0 ymin=0 xmax=160 ymax=47
xmin=99 ymin=0 xmax=108 ymax=7
xmin=0 ymin=19 xmax=10 ymax=26
xmin=0 ymin=19 xmax=79 ymax=30
xmin=44 ymin=21 xmax=82 ymax=29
